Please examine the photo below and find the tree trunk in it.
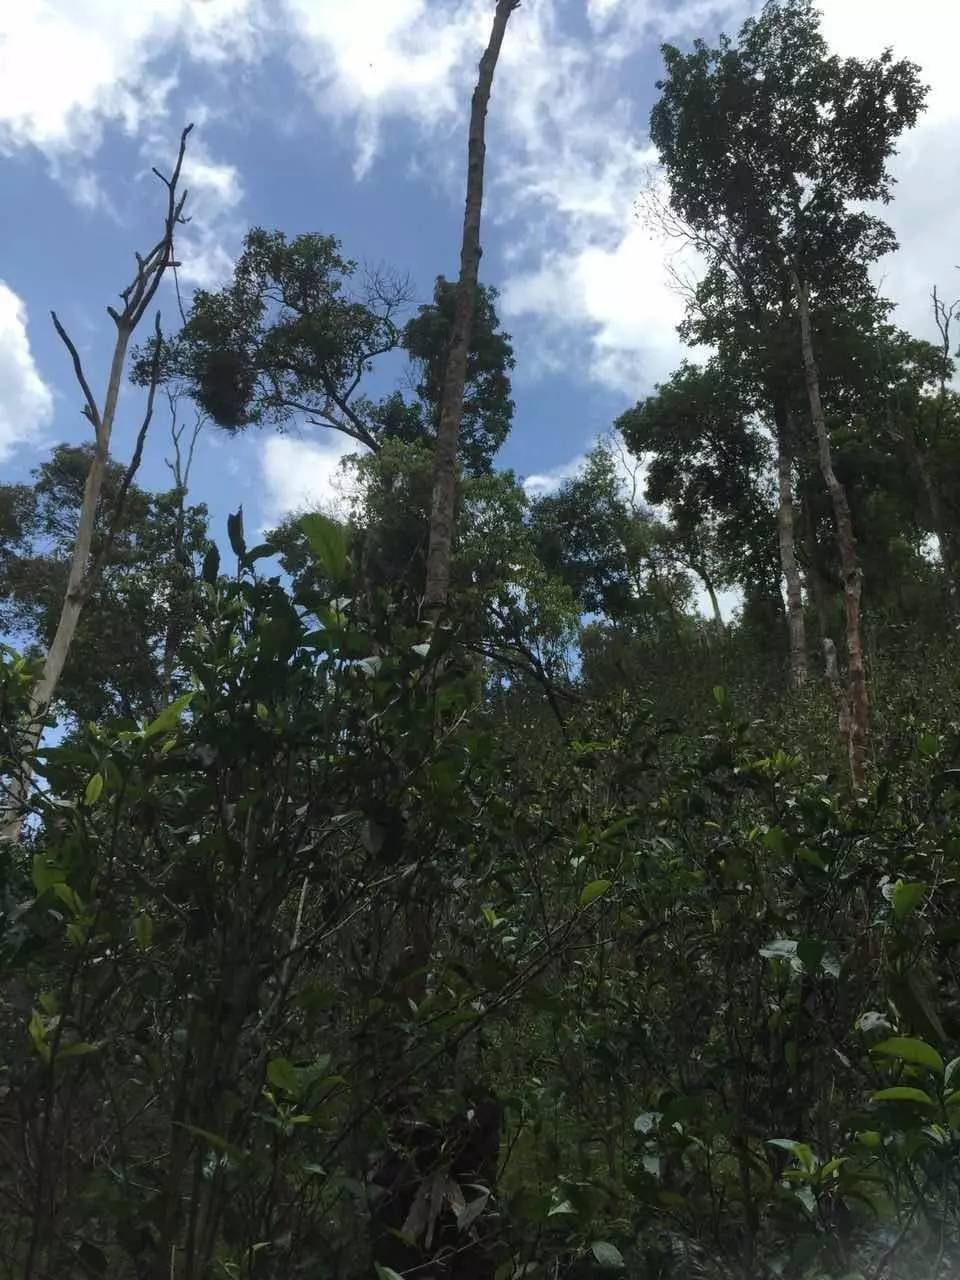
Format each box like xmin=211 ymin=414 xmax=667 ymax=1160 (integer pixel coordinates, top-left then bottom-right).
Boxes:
xmin=792 ymin=270 xmax=868 ymax=788
xmin=693 ymin=564 xmax=725 ymax=632
xmin=0 ymin=332 xmax=131 ymax=843
xmin=774 ymin=402 xmax=807 ymax=688
xmin=1 ymin=125 xmax=190 ymax=843
xmin=424 ymin=0 xmax=519 ymax=614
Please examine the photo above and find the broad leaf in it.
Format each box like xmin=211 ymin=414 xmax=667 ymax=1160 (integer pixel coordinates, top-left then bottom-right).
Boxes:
xmin=579 ymin=879 xmax=611 ymax=907
xmin=891 ymin=881 xmax=927 ymax=921
xmin=872 ymin=1036 xmax=944 ymax=1074
xmin=227 ymin=507 xmax=246 ymax=559
xmin=299 ymin=512 xmax=348 ymax=580
xmin=144 ymin=692 xmax=193 ymax=739
xmin=83 ymin=772 xmax=104 ymax=806
xmin=871 ymin=1087 xmax=937 ymax=1106
xmin=591 ymin=1242 xmax=625 ymax=1270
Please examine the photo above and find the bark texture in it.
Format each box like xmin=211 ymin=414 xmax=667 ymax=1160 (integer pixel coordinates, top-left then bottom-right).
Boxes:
xmin=424 ymin=0 xmax=519 ymax=614
xmin=792 ymin=270 xmax=868 ymax=788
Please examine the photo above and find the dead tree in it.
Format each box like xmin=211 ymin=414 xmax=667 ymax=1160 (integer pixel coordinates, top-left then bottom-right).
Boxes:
xmin=1 ymin=125 xmax=193 ymax=843
xmin=424 ymin=0 xmax=520 ymax=615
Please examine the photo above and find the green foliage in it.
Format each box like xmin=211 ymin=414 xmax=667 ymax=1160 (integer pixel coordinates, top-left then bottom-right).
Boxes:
xmin=0 ymin=443 xmax=211 ymax=725
xmin=7 ymin=6 xmax=960 ymax=1280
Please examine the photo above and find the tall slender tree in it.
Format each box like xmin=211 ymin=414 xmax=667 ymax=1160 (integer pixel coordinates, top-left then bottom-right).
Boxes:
xmin=650 ymin=0 xmax=926 ymax=785
xmin=424 ymin=0 xmax=521 ymax=615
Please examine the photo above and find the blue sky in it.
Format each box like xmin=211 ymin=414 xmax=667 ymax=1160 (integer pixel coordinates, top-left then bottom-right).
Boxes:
xmin=2 ymin=0 xmax=959 ymax=559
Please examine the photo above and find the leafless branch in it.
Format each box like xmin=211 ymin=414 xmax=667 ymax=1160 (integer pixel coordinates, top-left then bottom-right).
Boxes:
xmin=50 ymin=312 xmax=101 ymax=432
xmin=78 ymin=312 xmax=165 ymax=604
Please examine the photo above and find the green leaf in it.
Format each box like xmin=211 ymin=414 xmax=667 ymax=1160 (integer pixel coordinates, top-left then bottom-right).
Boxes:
xmin=134 ymin=914 xmax=154 ymax=950
xmin=201 ymin=544 xmax=220 ymax=584
xmin=856 ymin=1130 xmax=881 ymax=1149
xmin=227 ymin=507 xmax=246 ymax=560
xmin=32 ymin=855 xmax=66 ymax=895
xmin=796 ymin=846 xmax=827 ymax=870
xmin=945 ymin=1056 xmax=960 ymax=1087
xmin=374 ymin=1267 xmax=405 ymax=1280
xmin=57 ymin=1041 xmax=103 ymax=1060
xmin=872 ymin=1036 xmax=944 ymax=1073
xmin=918 ymin=732 xmax=940 ymax=758
xmin=892 ymin=881 xmax=927 ymax=921
xmin=28 ymin=1009 xmax=48 ymax=1059
xmin=266 ymin=1057 xmax=301 ymax=1097
xmin=579 ymin=879 xmax=611 ymax=907
xmin=174 ymin=1123 xmax=245 ymax=1160
xmin=889 ymin=971 xmax=946 ymax=1044
xmin=84 ymin=772 xmax=104 ymax=806
xmin=299 ymin=512 xmax=348 ymax=580
xmin=591 ymin=1242 xmax=625 ymax=1270
xmin=767 ymin=1139 xmax=815 ymax=1170
xmin=871 ymin=1087 xmax=937 ymax=1106
xmin=763 ymin=826 xmax=787 ymax=855
xmin=144 ymin=692 xmax=193 ymax=739
xmin=245 ymin=542 xmax=276 ymax=564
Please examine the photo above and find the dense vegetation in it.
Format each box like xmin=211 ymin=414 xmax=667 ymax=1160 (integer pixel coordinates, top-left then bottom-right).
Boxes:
xmin=3 ymin=2 xmax=960 ymax=1277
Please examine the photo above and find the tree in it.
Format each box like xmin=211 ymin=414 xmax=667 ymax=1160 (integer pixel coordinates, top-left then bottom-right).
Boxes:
xmin=151 ymin=227 xmax=408 ymax=449
xmin=424 ymin=0 xmax=521 ymax=614
xmin=650 ymin=0 xmax=927 ymax=785
xmin=1 ymin=125 xmax=192 ymax=841
xmin=617 ymin=360 xmax=779 ymax=617
xmin=401 ymin=276 xmax=515 ymax=476
xmin=0 ymin=442 xmax=210 ymax=726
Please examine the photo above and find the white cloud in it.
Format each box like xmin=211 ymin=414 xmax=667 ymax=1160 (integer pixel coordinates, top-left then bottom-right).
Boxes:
xmin=260 ymin=433 xmax=364 ymax=525
xmin=175 ymin=144 xmax=244 ymax=287
xmin=281 ymin=0 xmax=489 ymax=178
xmin=0 ymin=282 xmax=55 ymax=463
xmin=0 ymin=1 xmax=260 ymax=156
xmin=3 ymin=0 xmax=955 ymax=411
xmin=522 ymin=454 xmax=588 ymax=499
xmin=815 ymin=0 xmax=960 ymax=343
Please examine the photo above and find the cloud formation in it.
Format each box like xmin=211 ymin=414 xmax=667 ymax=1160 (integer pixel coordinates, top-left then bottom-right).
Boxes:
xmin=0 ymin=282 xmax=55 ymax=464
xmin=260 ymin=434 xmax=363 ymax=526
xmin=2 ymin=0 xmax=956 ymax=419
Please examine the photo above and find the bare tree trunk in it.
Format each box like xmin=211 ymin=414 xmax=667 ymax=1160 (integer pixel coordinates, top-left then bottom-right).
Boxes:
xmin=424 ymin=0 xmax=519 ymax=615
xmin=792 ymin=270 xmax=868 ymax=788
xmin=1 ymin=126 xmax=191 ymax=843
xmin=775 ymin=403 xmax=807 ymax=688
xmin=693 ymin=564 xmax=725 ymax=632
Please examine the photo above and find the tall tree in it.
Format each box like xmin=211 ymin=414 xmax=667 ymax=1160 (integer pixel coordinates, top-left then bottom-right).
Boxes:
xmin=151 ymin=227 xmax=408 ymax=449
xmin=401 ymin=277 xmax=515 ymax=476
xmin=1 ymin=126 xmax=192 ymax=841
xmin=424 ymin=0 xmax=521 ymax=614
xmin=0 ymin=443 xmax=210 ymax=726
xmin=650 ymin=0 xmax=926 ymax=785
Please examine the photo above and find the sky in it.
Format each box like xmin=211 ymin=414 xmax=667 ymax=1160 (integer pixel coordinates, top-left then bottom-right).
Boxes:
xmin=2 ymin=0 xmax=959 ymax=569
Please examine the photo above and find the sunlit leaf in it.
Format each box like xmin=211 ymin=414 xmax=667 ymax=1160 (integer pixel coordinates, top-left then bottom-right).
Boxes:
xmin=579 ymin=879 xmax=611 ymax=907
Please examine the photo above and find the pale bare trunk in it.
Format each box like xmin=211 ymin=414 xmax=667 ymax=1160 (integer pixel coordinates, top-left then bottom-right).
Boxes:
xmin=693 ymin=565 xmax=725 ymax=632
xmin=1 ymin=126 xmax=191 ymax=842
xmin=775 ymin=405 xmax=807 ymax=688
xmin=424 ymin=0 xmax=519 ymax=614
xmin=34 ymin=335 xmax=130 ymax=719
xmin=792 ymin=270 xmax=868 ymax=788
